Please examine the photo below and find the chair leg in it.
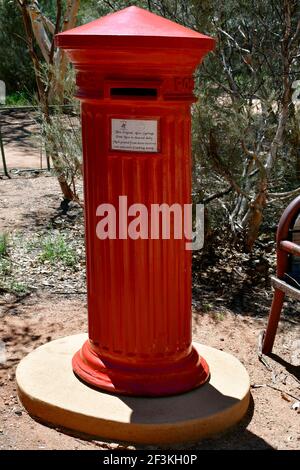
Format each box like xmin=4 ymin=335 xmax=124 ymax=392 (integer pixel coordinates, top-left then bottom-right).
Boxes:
xmin=262 ymin=288 xmax=285 ymax=355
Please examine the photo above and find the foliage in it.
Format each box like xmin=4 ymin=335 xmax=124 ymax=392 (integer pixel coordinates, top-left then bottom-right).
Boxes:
xmin=0 ymin=233 xmax=9 ymax=257
xmin=191 ymin=0 xmax=300 ymax=250
xmin=14 ymin=0 xmax=83 ymax=201
xmin=0 ymin=233 xmax=29 ymax=296
xmin=38 ymin=234 xmax=78 ymax=267
xmin=41 ymin=104 xmax=82 ymax=202
xmin=8 ymin=280 xmax=29 ymax=295
xmin=5 ymin=91 xmax=31 ymax=106
xmin=0 ymin=0 xmax=35 ymax=94
xmin=0 ymin=233 xmax=11 ymax=284
xmin=0 ymin=257 xmax=11 ymax=277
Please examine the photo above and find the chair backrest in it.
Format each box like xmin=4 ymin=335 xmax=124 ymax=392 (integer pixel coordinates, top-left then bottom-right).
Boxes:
xmin=277 ymin=196 xmax=300 ymax=282
xmin=290 ymin=214 xmax=300 ymax=282
xmin=277 ymin=195 xmax=300 ymax=244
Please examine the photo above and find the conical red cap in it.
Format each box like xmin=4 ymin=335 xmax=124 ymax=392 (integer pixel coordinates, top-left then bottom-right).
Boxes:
xmin=56 ymin=6 xmax=215 ymax=50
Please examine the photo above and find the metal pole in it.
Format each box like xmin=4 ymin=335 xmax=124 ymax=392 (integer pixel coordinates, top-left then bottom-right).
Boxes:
xmin=39 ymin=110 xmax=51 ymax=171
xmin=0 ymin=125 xmax=10 ymax=178
xmin=46 ymin=148 xmax=51 ymax=171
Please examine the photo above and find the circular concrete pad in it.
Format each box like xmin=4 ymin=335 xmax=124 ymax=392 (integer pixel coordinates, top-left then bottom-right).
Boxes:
xmin=16 ymin=334 xmax=250 ymax=445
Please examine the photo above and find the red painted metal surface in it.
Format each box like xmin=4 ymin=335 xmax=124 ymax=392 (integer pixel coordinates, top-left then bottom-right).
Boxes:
xmin=279 ymin=240 xmax=300 ymax=257
xmin=262 ymin=195 xmax=300 ymax=354
xmin=56 ymin=6 xmax=215 ymax=396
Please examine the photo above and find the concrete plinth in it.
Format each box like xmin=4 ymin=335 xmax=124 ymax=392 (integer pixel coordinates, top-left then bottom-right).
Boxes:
xmin=16 ymin=334 xmax=250 ymax=445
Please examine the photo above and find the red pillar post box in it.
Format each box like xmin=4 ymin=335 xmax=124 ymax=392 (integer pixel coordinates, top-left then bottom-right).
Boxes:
xmin=56 ymin=6 xmax=215 ymax=396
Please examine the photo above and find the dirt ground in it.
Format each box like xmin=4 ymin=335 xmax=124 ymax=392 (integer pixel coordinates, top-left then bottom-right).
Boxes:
xmin=0 ymin=172 xmax=299 ymax=449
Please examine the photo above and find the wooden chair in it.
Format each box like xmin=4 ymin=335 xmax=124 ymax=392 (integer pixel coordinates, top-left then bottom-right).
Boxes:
xmin=262 ymin=195 xmax=300 ymax=354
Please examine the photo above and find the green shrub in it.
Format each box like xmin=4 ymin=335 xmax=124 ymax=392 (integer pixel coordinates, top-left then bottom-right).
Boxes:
xmin=39 ymin=235 xmax=77 ymax=267
xmin=0 ymin=233 xmax=8 ymax=257
xmin=5 ymin=92 xmax=31 ymax=106
xmin=0 ymin=258 xmax=11 ymax=276
xmin=8 ymin=281 xmax=29 ymax=296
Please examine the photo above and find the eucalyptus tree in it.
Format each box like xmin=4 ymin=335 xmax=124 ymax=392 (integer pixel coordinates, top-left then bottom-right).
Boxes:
xmin=192 ymin=0 xmax=300 ymax=250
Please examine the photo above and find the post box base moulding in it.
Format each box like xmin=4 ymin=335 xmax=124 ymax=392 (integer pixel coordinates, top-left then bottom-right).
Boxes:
xmin=16 ymin=334 xmax=250 ymax=445
xmin=72 ymin=339 xmax=210 ymax=396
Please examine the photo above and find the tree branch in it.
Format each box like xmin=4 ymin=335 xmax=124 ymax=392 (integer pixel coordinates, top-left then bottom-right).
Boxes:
xmin=27 ymin=2 xmax=51 ymax=63
xmin=264 ymin=0 xmax=294 ymax=174
xmin=268 ymin=186 xmax=300 ymax=200
xmin=202 ymin=186 xmax=233 ymax=204
xmin=208 ymin=130 xmax=248 ymax=198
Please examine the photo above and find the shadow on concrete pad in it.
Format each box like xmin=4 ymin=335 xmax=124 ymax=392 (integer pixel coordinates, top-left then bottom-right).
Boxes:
xmin=120 ymin=382 xmax=241 ymax=424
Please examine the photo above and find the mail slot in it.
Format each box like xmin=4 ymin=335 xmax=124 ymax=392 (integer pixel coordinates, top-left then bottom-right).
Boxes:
xmin=56 ymin=6 xmax=215 ymax=396
xmin=110 ymin=88 xmax=158 ymax=98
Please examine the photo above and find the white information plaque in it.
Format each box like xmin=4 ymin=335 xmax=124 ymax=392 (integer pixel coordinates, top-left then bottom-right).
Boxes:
xmin=111 ymin=118 xmax=158 ymax=152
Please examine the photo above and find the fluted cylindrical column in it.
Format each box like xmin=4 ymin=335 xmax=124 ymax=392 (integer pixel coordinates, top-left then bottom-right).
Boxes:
xmin=72 ymin=100 xmax=209 ymax=395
